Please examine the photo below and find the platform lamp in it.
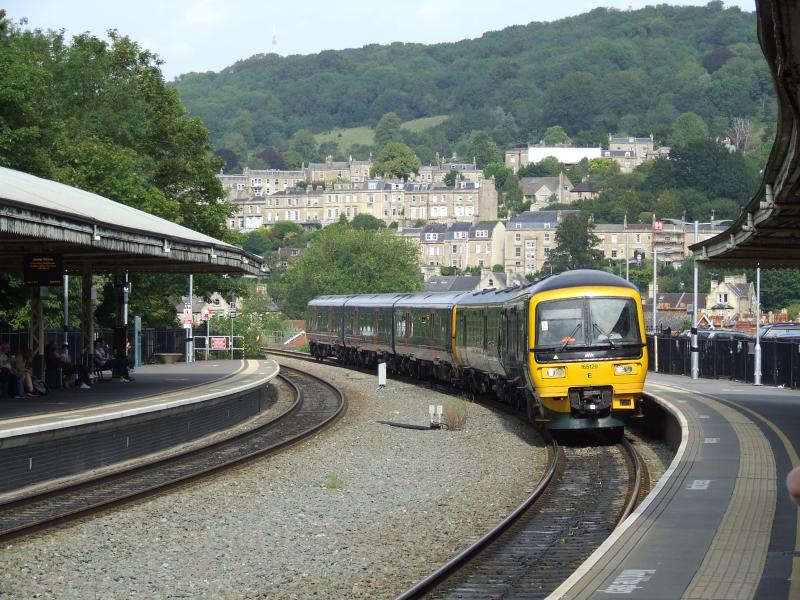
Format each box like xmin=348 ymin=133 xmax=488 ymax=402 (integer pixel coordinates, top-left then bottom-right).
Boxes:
xmin=755 ymin=263 xmax=762 ymax=386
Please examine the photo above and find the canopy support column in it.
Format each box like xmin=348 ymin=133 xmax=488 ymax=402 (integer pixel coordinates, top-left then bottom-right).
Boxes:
xmin=81 ymin=270 xmax=94 ymax=367
xmin=30 ymin=287 xmax=45 ymax=378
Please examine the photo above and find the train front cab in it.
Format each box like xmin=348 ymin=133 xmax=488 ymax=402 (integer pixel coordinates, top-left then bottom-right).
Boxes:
xmin=528 ymin=284 xmax=647 ymax=430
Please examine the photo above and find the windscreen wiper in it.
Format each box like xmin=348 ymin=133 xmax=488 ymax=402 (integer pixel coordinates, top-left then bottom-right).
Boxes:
xmin=592 ymin=322 xmax=617 ymax=349
xmin=559 ymin=323 xmax=583 ymax=352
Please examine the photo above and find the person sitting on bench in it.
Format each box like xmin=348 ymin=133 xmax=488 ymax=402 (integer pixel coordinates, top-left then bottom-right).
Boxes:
xmin=45 ymin=341 xmax=92 ymax=389
xmin=94 ymin=338 xmax=132 ymax=382
xmin=0 ymin=341 xmax=17 ymax=396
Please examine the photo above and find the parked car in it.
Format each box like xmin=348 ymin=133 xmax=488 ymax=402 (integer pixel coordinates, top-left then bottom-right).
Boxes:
xmin=681 ymin=329 xmax=753 ymax=341
xmin=759 ymin=323 xmax=800 ymax=339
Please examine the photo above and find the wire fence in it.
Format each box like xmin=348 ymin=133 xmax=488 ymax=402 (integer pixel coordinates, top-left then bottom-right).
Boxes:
xmin=647 ymin=335 xmax=800 ymax=388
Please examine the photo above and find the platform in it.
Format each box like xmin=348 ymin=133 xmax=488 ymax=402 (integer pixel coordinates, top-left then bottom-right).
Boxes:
xmin=0 ymin=359 xmax=280 ymax=498
xmin=551 ymin=373 xmax=800 ymax=600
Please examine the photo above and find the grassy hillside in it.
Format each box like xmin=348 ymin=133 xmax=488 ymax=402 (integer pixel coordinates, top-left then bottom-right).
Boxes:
xmin=173 ymin=4 xmax=771 ymax=163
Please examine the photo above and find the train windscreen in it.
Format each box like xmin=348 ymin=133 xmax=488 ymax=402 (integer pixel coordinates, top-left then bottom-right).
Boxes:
xmin=535 ymin=297 xmax=642 ymax=361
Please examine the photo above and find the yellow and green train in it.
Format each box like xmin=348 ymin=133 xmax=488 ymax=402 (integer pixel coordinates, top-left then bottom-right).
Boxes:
xmin=306 ymin=270 xmax=647 ymax=430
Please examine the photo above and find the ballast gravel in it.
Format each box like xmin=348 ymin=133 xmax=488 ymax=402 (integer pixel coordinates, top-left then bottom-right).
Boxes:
xmin=0 ymin=358 xmax=547 ymax=599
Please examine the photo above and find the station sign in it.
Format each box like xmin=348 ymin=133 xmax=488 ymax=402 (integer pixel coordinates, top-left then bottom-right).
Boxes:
xmin=210 ymin=336 xmax=228 ymax=350
xmin=24 ymin=254 xmax=63 ymax=286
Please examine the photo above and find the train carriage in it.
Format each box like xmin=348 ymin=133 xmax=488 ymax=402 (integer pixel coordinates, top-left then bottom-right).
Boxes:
xmin=307 ymin=295 xmax=352 ymax=360
xmin=391 ymin=292 xmax=463 ymax=379
xmin=342 ymin=293 xmax=408 ymax=367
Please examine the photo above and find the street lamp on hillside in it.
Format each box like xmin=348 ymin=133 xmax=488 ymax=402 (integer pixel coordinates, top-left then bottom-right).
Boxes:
xmin=663 ymin=217 xmax=731 ymax=380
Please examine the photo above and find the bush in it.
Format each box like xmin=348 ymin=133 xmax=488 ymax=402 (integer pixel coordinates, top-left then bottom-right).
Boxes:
xmin=442 ymin=399 xmax=471 ymax=431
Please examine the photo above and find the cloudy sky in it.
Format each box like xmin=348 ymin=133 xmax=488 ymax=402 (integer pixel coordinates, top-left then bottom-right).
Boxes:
xmin=4 ymin=1 xmax=756 ymax=80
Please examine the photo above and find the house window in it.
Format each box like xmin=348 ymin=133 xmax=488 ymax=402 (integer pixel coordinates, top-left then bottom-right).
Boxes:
xmin=611 ymin=249 xmax=618 ymax=258
xmin=475 ymin=244 xmax=481 ymax=254
xmin=515 ymin=247 xmax=521 ymax=257
xmin=718 ymin=293 xmax=728 ymax=304
xmin=475 ymin=230 xmax=488 ymax=238
xmin=515 ymin=233 xmax=521 ymax=242
xmin=250 ymin=178 xmax=262 ymax=186
xmin=544 ymin=233 xmax=550 ymax=242
xmin=452 ymin=245 xmax=458 ymax=253
xmin=611 ymin=234 xmax=618 ymax=244
xmin=236 ymin=183 xmax=245 ymax=191
xmin=425 ymin=233 xmax=438 ymax=241
xmin=635 ymin=234 xmax=641 ymax=243
xmin=478 ymin=259 xmax=484 ymax=267
xmin=544 ymin=248 xmax=550 ymax=256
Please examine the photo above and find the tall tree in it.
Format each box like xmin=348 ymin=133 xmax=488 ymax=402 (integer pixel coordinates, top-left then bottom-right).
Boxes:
xmin=374 ymin=112 xmax=403 ymax=150
xmin=542 ymin=215 xmax=605 ymax=274
xmin=541 ymin=125 xmax=572 ymax=145
xmin=465 ymin=131 xmax=502 ymax=168
xmin=278 ymin=226 xmax=422 ymax=317
xmin=371 ymin=142 xmax=421 ymax=180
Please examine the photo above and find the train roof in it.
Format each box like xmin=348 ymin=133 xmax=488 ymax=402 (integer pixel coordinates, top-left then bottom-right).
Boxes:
xmin=393 ymin=291 xmax=470 ymax=308
xmin=307 ymin=295 xmax=354 ymax=307
xmin=455 ymin=285 xmax=534 ymax=306
xmin=338 ymin=293 xmax=411 ymax=307
xmin=530 ymin=270 xmax=638 ymax=294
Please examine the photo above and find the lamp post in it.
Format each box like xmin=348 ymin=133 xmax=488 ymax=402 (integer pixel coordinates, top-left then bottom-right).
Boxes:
xmin=755 ymin=263 xmax=762 ymax=385
xmin=663 ymin=217 xmax=731 ymax=380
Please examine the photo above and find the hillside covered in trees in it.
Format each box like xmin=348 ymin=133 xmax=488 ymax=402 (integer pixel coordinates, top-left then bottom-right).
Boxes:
xmin=173 ymin=2 xmax=773 ymax=167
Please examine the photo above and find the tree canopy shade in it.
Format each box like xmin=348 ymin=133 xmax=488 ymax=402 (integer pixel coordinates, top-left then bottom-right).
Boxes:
xmin=541 ymin=214 xmax=606 ymax=274
xmin=371 ymin=142 xmax=421 ymax=180
xmin=278 ymin=225 xmax=422 ymax=318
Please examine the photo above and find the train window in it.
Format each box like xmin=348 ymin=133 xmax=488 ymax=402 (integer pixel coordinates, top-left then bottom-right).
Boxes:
xmin=537 ymin=300 xmax=583 ymax=347
xmin=589 ymin=298 xmax=639 ymax=344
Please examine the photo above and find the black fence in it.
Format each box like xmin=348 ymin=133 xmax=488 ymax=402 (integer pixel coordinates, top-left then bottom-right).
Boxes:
xmin=647 ymin=335 xmax=800 ymax=389
xmin=0 ymin=327 xmax=188 ymax=366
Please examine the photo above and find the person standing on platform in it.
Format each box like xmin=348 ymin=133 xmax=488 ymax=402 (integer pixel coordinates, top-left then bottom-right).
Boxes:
xmin=787 ymin=467 xmax=800 ymax=505
xmin=94 ymin=338 xmax=132 ymax=382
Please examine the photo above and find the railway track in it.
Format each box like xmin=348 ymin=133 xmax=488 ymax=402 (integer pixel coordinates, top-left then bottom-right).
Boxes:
xmin=0 ymin=365 xmax=345 ymax=542
xmin=398 ymin=438 xmax=645 ymax=600
xmin=269 ymin=349 xmax=649 ymax=598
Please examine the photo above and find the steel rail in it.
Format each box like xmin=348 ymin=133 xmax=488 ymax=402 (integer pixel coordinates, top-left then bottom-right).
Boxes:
xmin=0 ymin=366 xmax=345 ymax=542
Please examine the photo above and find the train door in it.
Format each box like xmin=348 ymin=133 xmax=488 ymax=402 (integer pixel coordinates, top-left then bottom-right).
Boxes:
xmin=353 ymin=306 xmax=360 ymax=339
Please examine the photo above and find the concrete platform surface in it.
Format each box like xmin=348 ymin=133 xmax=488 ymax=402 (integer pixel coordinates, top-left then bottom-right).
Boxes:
xmin=0 ymin=359 xmax=280 ymax=439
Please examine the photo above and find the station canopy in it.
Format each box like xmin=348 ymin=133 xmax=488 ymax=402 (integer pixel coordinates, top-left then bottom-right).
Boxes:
xmin=0 ymin=167 xmax=262 ymax=276
xmin=690 ymin=0 xmax=800 ymax=267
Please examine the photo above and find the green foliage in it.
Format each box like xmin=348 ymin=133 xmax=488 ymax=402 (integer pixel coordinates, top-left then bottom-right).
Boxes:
xmin=465 ymin=131 xmax=502 ymax=168
xmin=492 ymin=264 xmax=505 ymax=273
xmin=350 ymin=213 xmax=387 ymax=230
xmin=278 ymin=225 xmax=423 ymax=318
xmin=173 ymin=5 xmax=771 ymax=165
xmin=761 ymin=269 xmax=800 ymax=311
xmin=440 ymin=266 xmax=457 ymax=276
xmin=374 ymin=112 xmax=403 ymax=150
xmin=542 ymin=215 xmax=606 ymax=274
xmin=289 ymin=129 xmax=318 ymax=162
xmin=371 ymin=142 xmax=421 ymax=180
xmin=518 ymin=157 xmax=563 ymax=178
xmin=483 ymin=162 xmax=512 ymax=190
xmin=499 ymin=173 xmax=526 ymax=217
xmin=542 ymin=125 xmax=572 ymax=145
xmin=464 ymin=266 xmax=482 ymax=276
xmin=443 ymin=169 xmax=460 ymax=187
xmin=669 ymin=112 xmax=710 ymax=147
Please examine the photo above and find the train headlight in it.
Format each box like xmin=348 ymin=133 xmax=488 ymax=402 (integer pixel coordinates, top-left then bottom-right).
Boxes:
xmin=614 ymin=364 xmax=635 ymax=375
xmin=542 ymin=367 xmax=565 ymax=378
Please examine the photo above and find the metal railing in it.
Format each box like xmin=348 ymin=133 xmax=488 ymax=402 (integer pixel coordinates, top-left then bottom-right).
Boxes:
xmin=647 ymin=335 xmax=800 ymax=389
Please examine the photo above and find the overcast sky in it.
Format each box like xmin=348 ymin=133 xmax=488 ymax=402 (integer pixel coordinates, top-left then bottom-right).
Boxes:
xmin=5 ymin=1 xmax=756 ymax=81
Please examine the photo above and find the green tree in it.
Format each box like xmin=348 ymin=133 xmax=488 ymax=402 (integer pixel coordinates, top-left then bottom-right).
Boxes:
xmin=542 ymin=125 xmax=571 ymax=145
xmin=518 ymin=156 xmax=563 ymax=178
xmin=500 ymin=173 xmax=526 ymax=217
xmin=289 ymin=129 xmax=318 ymax=162
xmin=483 ymin=162 xmax=512 ymax=190
xmin=669 ymin=112 xmax=710 ymax=147
xmin=350 ymin=213 xmax=386 ymax=229
xmin=371 ymin=142 xmax=421 ymax=180
xmin=444 ymin=169 xmax=460 ymax=187
xmin=374 ymin=112 xmax=403 ymax=150
xmin=542 ymin=214 xmax=605 ymax=273
xmin=279 ymin=226 xmax=422 ymax=317
xmin=465 ymin=131 xmax=502 ymax=168
xmin=282 ymin=149 xmax=305 ymax=169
